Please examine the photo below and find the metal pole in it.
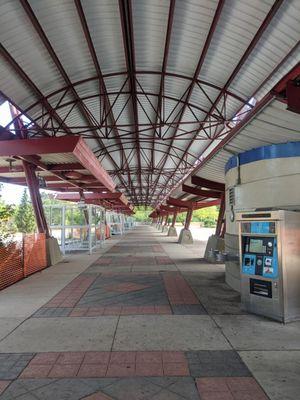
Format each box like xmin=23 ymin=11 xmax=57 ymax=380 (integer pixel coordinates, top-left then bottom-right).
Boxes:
xmin=88 ymin=205 xmax=92 ymax=254
xmin=22 ymin=161 xmax=50 ymax=237
xmin=61 ymin=205 xmax=66 ymax=255
xmin=171 ymin=210 xmax=178 ymax=227
xmin=184 ymin=208 xmax=193 ymax=230
xmin=215 ymin=193 xmax=225 ymax=237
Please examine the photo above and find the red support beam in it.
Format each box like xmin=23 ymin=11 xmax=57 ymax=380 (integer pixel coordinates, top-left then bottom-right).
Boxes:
xmin=167 ymin=197 xmax=193 ymax=209
xmin=0 ymin=163 xmax=84 ymax=174
xmin=167 ymin=196 xmax=220 ymax=210
xmin=161 ymin=0 xmax=284 ymax=201
xmin=118 ymin=0 xmax=143 ymax=200
xmin=74 ymin=0 xmax=136 ymax=203
xmin=192 ymin=62 xmax=300 ymax=175
xmin=193 ymin=199 xmax=221 ymax=210
xmin=56 ymin=192 xmax=123 ymax=201
xmin=3 ymin=175 xmax=98 ymax=184
xmin=148 ymin=0 xmax=175 ymax=205
xmin=148 ymin=0 xmax=225 ymax=204
xmin=182 ymin=184 xmax=223 ymax=199
xmin=163 ymin=213 xmax=169 ymax=226
xmin=160 ymin=205 xmax=182 ymax=213
xmin=22 ymin=161 xmax=49 ymax=237
xmin=184 ymin=209 xmax=193 ymax=230
xmin=171 ymin=210 xmax=178 ymax=227
xmin=0 ymin=136 xmax=116 ymax=193
xmin=191 ymin=176 xmax=225 ymax=192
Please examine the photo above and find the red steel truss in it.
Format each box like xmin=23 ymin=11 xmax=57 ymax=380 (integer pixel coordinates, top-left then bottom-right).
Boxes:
xmin=0 ymin=0 xmax=296 ymax=208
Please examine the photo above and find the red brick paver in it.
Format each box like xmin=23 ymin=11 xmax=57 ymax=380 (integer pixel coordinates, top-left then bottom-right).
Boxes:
xmin=163 ymin=273 xmax=199 ymax=304
xmin=156 ymin=256 xmax=174 ymax=265
xmin=20 ymin=351 xmax=189 ymax=379
xmin=196 ymin=377 xmax=269 ymax=400
xmin=44 ymin=276 xmax=97 ymax=308
xmin=48 ymin=364 xmax=81 ymax=378
xmin=20 ymin=364 xmax=53 ymax=379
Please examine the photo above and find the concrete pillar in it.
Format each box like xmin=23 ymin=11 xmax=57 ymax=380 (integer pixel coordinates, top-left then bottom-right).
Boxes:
xmin=178 ymin=208 xmax=193 ymax=244
xmin=168 ymin=211 xmax=178 ymax=237
xmin=23 ymin=161 xmax=62 ymax=265
xmin=203 ymin=193 xmax=226 ymax=262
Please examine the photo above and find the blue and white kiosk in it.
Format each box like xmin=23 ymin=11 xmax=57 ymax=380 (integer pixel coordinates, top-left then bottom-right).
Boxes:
xmin=224 ymin=142 xmax=300 ymax=322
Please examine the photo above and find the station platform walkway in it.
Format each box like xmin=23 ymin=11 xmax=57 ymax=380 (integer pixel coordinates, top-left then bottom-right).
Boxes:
xmin=0 ymin=225 xmax=299 ymax=400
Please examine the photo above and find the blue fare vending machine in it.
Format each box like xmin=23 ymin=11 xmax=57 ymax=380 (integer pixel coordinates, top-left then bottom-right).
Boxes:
xmin=237 ymin=210 xmax=300 ymax=323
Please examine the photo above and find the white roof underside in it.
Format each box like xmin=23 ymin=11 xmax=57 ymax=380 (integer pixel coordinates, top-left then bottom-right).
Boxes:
xmin=192 ymin=100 xmax=300 ymax=185
xmin=0 ymin=0 xmax=299 ymax=205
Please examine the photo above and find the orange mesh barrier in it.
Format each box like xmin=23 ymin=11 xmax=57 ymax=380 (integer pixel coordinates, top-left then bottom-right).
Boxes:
xmin=105 ymin=224 xmax=111 ymax=239
xmin=23 ymin=233 xmax=47 ymax=277
xmin=0 ymin=242 xmax=23 ymax=290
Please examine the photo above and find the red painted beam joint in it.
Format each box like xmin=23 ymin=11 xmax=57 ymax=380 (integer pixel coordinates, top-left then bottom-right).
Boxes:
xmin=182 ymin=184 xmax=223 ymax=199
xmin=191 ymin=176 xmax=225 ymax=192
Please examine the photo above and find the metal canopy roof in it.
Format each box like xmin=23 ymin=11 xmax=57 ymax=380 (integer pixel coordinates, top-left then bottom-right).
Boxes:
xmin=0 ymin=135 xmax=133 ymax=212
xmin=194 ymin=99 xmax=300 ymax=184
xmin=0 ymin=0 xmax=299 ymax=206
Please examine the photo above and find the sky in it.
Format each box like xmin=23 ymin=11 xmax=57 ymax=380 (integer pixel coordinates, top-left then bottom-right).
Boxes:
xmin=0 ymin=101 xmax=29 ymax=204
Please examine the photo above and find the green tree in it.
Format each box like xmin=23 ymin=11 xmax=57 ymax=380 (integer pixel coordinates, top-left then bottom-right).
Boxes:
xmin=133 ymin=206 xmax=153 ymax=222
xmin=0 ymin=184 xmax=16 ymax=245
xmin=192 ymin=206 xmax=219 ymax=227
xmin=176 ymin=212 xmax=187 ymax=225
xmin=14 ymin=189 xmax=36 ymax=233
xmin=175 ymin=206 xmax=219 ymax=227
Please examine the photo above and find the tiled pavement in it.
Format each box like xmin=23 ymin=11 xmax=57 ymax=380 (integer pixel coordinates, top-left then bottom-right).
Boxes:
xmin=0 ymin=225 xmax=289 ymax=399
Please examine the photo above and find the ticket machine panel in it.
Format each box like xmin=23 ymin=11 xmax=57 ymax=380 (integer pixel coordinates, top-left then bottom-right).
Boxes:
xmin=242 ymin=235 xmax=278 ymax=279
xmin=237 ymin=210 xmax=300 ymax=323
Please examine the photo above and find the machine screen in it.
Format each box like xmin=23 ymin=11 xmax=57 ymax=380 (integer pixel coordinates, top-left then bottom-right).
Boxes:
xmin=249 ymin=239 xmax=266 ymax=254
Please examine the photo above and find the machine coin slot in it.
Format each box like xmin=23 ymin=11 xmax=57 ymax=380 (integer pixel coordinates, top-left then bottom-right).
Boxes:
xmin=250 ymin=279 xmax=272 ymax=298
xmin=255 ymin=256 xmax=264 ymax=276
xmin=245 ymin=257 xmax=252 ymax=266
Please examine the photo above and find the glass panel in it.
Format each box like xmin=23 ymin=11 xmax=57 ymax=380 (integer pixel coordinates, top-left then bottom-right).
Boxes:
xmin=51 ymin=208 xmax=62 ymax=226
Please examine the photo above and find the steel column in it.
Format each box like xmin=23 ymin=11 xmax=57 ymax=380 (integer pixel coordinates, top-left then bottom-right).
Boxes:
xmin=171 ymin=210 xmax=178 ymax=227
xmin=22 ymin=161 xmax=50 ymax=237
xmin=164 ymin=213 xmax=169 ymax=226
xmin=184 ymin=208 xmax=193 ymax=230
xmin=215 ymin=193 xmax=225 ymax=237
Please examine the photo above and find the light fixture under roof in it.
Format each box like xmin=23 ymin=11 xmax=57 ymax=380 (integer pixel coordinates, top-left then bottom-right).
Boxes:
xmin=37 ymin=173 xmax=47 ymax=188
xmin=5 ymin=157 xmax=17 ymax=172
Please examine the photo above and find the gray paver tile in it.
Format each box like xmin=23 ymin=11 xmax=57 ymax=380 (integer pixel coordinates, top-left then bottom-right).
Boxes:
xmin=239 ymin=350 xmax=300 ymax=400
xmin=172 ymin=305 xmax=207 ymax=315
xmin=33 ymin=308 xmax=72 ymax=318
xmin=0 ymin=318 xmax=118 ymax=353
xmin=0 ymin=354 xmax=34 ymax=380
xmin=0 ymin=378 xmax=117 ymax=400
xmin=114 ymin=316 xmax=231 ymax=350
xmin=186 ymin=350 xmax=251 ymax=377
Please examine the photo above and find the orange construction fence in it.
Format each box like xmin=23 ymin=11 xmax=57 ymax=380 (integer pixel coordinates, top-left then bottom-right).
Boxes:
xmin=0 ymin=233 xmax=47 ymax=291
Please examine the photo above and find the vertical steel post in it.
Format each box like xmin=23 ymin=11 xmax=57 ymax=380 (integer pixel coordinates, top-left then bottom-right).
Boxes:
xmin=22 ymin=161 xmax=50 ymax=237
xmin=61 ymin=205 xmax=66 ymax=255
xmin=164 ymin=213 xmax=169 ymax=226
xmin=215 ymin=193 xmax=225 ymax=237
xmin=184 ymin=208 xmax=193 ymax=230
xmin=171 ymin=210 xmax=178 ymax=227
xmin=88 ymin=205 xmax=92 ymax=254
